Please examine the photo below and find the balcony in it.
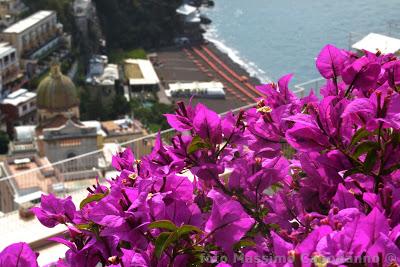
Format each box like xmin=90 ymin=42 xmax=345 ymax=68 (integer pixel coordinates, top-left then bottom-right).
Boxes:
xmin=22 ymin=33 xmax=62 ymax=60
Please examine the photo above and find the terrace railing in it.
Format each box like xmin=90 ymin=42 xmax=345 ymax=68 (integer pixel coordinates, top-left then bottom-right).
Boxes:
xmin=0 ymin=86 xmax=312 ymax=216
xmin=294 ymin=77 xmax=325 ymax=97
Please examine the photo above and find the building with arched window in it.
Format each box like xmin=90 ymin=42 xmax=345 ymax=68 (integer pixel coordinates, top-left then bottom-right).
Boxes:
xmin=35 ymin=62 xmax=98 ymax=165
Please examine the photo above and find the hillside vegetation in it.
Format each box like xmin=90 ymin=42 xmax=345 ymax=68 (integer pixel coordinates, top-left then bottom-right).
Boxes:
xmin=23 ymin=0 xmax=184 ymax=51
xmin=93 ymin=0 xmax=183 ymax=50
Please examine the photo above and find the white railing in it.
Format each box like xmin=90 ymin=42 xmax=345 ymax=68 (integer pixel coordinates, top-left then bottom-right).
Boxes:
xmin=294 ymin=77 xmax=324 ymax=97
xmin=0 ymin=85 xmax=314 ymax=216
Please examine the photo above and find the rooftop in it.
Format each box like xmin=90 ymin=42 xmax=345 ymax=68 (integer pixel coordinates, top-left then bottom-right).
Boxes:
xmin=124 ymin=59 xmax=160 ymax=86
xmin=86 ymin=55 xmax=118 ymax=86
xmin=81 ymin=120 xmax=107 ymax=137
xmin=1 ymin=89 xmax=36 ymax=106
xmin=3 ymin=10 xmax=55 ymax=34
xmin=0 ymin=42 xmax=15 ymax=59
xmin=93 ymin=64 xmax=119 ymax=86
xmin=176 ymin=4 xmax=197 ymax=16
xmin=14 ymin=125 xmax=35 ymax=142
xmin=166 ymin=81 xmax=225 ymax=98
xmin=352 ymin=33 xmax=400 ymax=54
xmin=101 ymin=117 xmax=145 ymax=136
xmin=4 ymin=155 xmax=55 ymax=196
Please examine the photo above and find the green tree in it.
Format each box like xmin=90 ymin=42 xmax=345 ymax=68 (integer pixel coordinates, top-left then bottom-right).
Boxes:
xmin=111 ymin=94 xmax=131 ymax=118
xmin=130 ymin=99 xmax=174 ymax=132
xmin=93 ymin=0 xmax=183 ymax=50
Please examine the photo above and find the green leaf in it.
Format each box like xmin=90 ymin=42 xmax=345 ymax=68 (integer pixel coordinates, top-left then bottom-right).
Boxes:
xmin=363 ymin=149 xmax=377 ymax=172
xmin=148 ymin=220 xmax=178 ymax=231
xmin=343 ymin=168 xmax=364 ymax=178
xmin=268 ymin=223 xmax=281 ymax=231
xmin=234 ymin=239 xmax=256 ymax=250
xmin=353 ymin=141 xmax=380 ymax=158
xmin=76 ymin=223 xmax=92 ymax=231
xmin=187 ymin=136 xmax=211 ymax=154
xmin=205 ymin=244 xmax=220 ymax=251
xmin=191 ymin=245 xmax=204 ymax=251
xmin=154 ymin=231 xmax=179 ymax=259
xmin=177 ymin=225 xmax=203 ymax=236
xmin=119 ymin=241 xmax=131 ymax=249
xmin=80 ymin=193 xmax=108 ymax=209
xmin=350 ymin=128 xmax=370 ymax=146
xmin=154 ymin=232 xmax=172 ymax=258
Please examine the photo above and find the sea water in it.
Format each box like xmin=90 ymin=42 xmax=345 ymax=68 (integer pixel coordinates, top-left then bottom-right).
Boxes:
xmin=203 ymin=0 xmax=400 ymax=85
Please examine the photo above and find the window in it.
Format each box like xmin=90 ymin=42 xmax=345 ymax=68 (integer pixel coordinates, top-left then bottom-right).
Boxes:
xmin=22 ymin=105 xmax=27 ymax=111
xmin=59 ymin=139 xmax=81 ymax=147
xmin=103 ymin=88 xmax=112 ymax=96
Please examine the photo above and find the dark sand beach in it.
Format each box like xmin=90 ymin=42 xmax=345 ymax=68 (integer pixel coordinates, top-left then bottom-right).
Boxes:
xmin=154 ymin=42 xmax=262 ymax=114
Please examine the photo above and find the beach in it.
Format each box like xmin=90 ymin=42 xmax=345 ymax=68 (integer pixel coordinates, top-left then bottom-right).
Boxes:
xmin=154 ymin=42 xmax=263 ymax=114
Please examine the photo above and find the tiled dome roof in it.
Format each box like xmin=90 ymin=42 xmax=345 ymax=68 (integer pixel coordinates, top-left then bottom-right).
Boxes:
xmin=37 ymin=63 xmax=79 ymax=111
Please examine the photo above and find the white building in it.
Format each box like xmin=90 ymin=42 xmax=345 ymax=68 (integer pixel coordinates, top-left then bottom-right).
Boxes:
xmin=166 ymin=81 xmax=225 ymax=98
xmin=0 ymin=89 xmax=36 ymax=130
xmin=1 ymin=88 xmax=35 ymax=116
xmin=176 ymin=4 xmax=200 ymax=24
xmin=0 ymin=42 xmax=19 ymax=96
xmin=0 ymin=10 xmax=60 ymax=59
xmin=86 ymin=55 xmax=119 ymax=105
xmin=124 ymin=59 xmax=160 ymax=93
xmin=87 ymin=60 xmax=119 ymax=86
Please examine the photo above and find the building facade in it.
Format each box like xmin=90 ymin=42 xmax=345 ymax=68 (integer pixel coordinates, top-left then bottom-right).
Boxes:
xmin=0 ymin=10 xmax=60 ymax=60
xmin=0 ymin=162 xmax=15 ymax=213
xmin=73 ymin=0 xmax=93 ymax=37
xmin=0 ymin=88 xmax=36 ymax=135
xmin=0 ymin=42 xmax=20 ymax=96
xmin=41 ymin=120 xmax=98 ymax=167
xmin=86 ymin=55 xmax=119 ymax=106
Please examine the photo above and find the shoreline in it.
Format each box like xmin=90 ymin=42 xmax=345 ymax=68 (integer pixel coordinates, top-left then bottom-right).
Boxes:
xmin=202 ymin=36 xmax=271 ymax=86
xmin=204 ymin=41 xmax=263 ymax=88
xmin=200 ymin=5 xmax=272 ymax=85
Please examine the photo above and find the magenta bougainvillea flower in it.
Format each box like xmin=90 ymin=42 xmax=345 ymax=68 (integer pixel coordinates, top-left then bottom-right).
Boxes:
xmin=0 ymin=242 xmax=38 ymax=267
xmin=111 ymin=148 xmax=135 ymax=172
xmin=3 ymin=44 xmax=400 ymax=266
xmin=31 ymin=194 xmax=76 ymax=228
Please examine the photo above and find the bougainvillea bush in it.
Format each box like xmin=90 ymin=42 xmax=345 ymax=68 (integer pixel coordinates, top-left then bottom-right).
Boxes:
xmin=3 ymin=44 xmax=400 ymax=267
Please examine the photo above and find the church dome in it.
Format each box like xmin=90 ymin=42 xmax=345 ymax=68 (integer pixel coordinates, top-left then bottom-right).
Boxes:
xmin=37 ymin=63 xmax=79 ymax=111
